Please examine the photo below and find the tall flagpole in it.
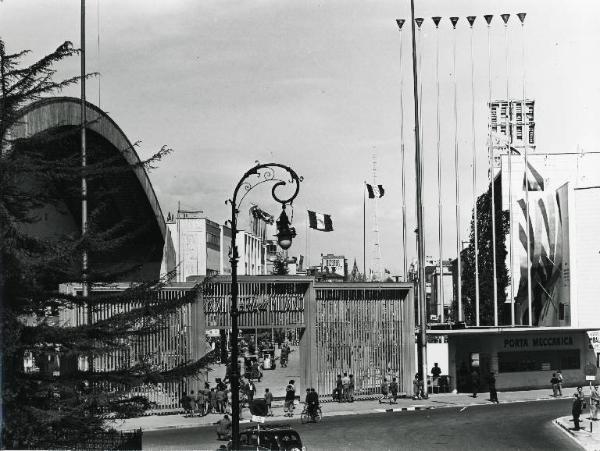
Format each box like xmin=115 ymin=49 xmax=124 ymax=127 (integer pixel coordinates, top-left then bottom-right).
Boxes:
xmin=396 ymin=19 xmax=408 ymax=282
xmin=467 ymin=16 xmax=480 ymax=326
xmin=363 ymin=181 xmax=366 ymax=279
xmin=518 ymin=12 xmax=532 ymax=326
xmin=501 ymin=13 xmax=515 ymax=326
xmin=410 ymin=4 xmax=428 ymax=396
xmin=433 ymin=16 xmax=444 ymax=323
xmin=450 ymin=16 xmax=462 ymax=322
xmin=485 ymin=14 xmax=499 ymax=327
xmin=81 ymin=0 xmax=91 ymax=371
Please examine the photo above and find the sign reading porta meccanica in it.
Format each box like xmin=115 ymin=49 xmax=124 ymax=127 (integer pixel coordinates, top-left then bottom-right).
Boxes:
xmin=503 ymin=336 xmax=575 ymax=349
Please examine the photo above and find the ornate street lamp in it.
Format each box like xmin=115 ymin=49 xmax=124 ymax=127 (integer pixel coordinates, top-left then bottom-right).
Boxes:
xmin=227 ymin=162 xmax=301 ymax=448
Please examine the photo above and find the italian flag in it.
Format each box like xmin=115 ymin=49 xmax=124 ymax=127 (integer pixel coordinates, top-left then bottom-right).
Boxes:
xmin=307 ymin=210 xmax=333 ymax=232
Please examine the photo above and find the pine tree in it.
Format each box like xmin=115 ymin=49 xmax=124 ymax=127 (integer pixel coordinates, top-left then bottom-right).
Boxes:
xmin=452 ymin=178 xmax=510 ymax=325
xmin=1 ymin=39 xmax=213 ymax=449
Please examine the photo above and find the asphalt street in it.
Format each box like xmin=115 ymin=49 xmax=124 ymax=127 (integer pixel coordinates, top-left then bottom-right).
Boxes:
xmin=143 ymin=398 xmax=578 ymax=450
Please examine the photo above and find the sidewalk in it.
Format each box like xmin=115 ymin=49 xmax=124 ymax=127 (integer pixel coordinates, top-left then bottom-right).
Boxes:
xmin=553 ymin=416 xmax=600 ymax=451
xmin=108 ymin=388 xmax=567 ymax=432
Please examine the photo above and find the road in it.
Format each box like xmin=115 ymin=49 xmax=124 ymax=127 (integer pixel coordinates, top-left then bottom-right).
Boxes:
xmin=144 ymin=399 xmax=578 ymax=450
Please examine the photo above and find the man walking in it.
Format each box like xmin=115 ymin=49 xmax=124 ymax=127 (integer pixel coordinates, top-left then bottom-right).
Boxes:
xmin=488 ymin=372 xmax=499 ymax=404
xmin=379 ymin=377 xmax=390 ymax=403
xmin=390 ymin=377 xmax=399 ymax=404
xmin=284 ymin=382 xmax=296 ymax=417
xmin=471 ymin=369 xmax=480 ymax=398
xmin=342 ymin=372 xmax=351 ymax=402
xmin=264 ymin=388 xmax=273 ymax=416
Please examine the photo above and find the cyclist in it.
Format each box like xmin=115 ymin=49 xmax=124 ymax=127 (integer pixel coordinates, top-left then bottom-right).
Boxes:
xmin=306 ymin=387 xmax=320 ymax=420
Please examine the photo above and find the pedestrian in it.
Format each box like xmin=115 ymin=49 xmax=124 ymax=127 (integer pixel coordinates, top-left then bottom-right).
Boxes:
xmin=550 ymin=372 xmax=560 ymax=397
xmin=591 ymin=385 xmax=600 ymax=421
xmin=189 ymin=390 xmax=197 ymax=416
xmin=412 ymin=374 xmax=421 ymax=400
xmin=556 ymin=369 xmax=564 ymax=396
xmin=572 ymin=386 xmax=586 ymax=431
xmin=209 ymin=387 xmax=218 ymax=414
xmin=264 ymin=388 xmax=273 ymax=416
xmin=216 ymin=386 xmax=226 ymax=413
xmin=215 ymin=414 xmax=232 ymax=441
xmin=379 ymin=377 xmax=390 ymax=403
xmin=336 ymin=374 xmax=343 ymax=402
xmin=349 ymin=374 xmax=355 ymax=402
xmin=488 ymin=372 xmax=499 ymax=404
xmin=390 ymin=377 xmax=399 ymax=404
xmin=196 ymin=389 xmax=206 ymax=416
xmin=247 ymin=379 xmax=256 ymax=403
xmin=471 ymin=369 xmax=480 ymax=398
xmin=342 ymin=372 xmax=351 ymax=402
xmin=284 ymin=383 xmax=296 ymax=417
xmin=180 ymin=391 xmax=192 ymax=416
xmin=431 ymin=363 xmax=442 ymax=380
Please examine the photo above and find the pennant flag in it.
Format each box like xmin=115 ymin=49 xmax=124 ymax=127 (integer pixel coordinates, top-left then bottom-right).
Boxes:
xmin=366 ymin=183 xmax=385 ymax=199
xmin=484 ymin=15 xmax=493 ymax=25
xmin=467 ymin=16 xmax=476 ymax=27
xmin=450 ymin=17 xmax=459 ymax=29
xmin=415 ymin=18 xmax=424 ymax=28
xmin=501 ymin=13 xmax=510 ymax=24
xmin=396 ymin=19 xmax=405 ymax=30
xmin=522 ymin=162 xmax=545 ymax=191
xmin=308 ymin=210 xmax=333 ymax=232
xmin=517 ymin=12 xmax=526 ymax=24
xmin=432 ymin=17 xmax=441 ymax=27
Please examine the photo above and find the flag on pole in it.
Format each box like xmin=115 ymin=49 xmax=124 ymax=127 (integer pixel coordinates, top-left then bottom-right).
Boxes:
xmin=523 ymin=162 xmax=545 ymax=191
xmin=307 ymin=210 xmax=333 ymax=232
xmin=366 ymin=184 xmax=385 ymax=199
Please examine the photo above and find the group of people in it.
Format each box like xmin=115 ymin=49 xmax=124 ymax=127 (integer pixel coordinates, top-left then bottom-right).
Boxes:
xmin=180 ymin=379 xmax=231 ymax=417
xmin=333 ymin=372 xmax=355 ymax=402
xmin=380 ymin=377 xmax=400 ymax=403
xmin=550 ymin=370 xmax=564 ymax=396
xmin=571 ymin=384 xmax=600 ymax=431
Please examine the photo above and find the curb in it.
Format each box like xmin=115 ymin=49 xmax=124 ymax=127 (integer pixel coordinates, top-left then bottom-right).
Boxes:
xmin=131 ymin=396 xmax=568 ymax=433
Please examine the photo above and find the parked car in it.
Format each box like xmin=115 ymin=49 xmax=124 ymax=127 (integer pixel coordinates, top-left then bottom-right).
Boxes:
xmin=218 ymin=424 xmax=304 ymax=451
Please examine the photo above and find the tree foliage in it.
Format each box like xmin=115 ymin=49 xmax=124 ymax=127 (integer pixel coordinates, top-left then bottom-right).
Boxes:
xmin=1 ymin=39 xmax=212 ymax=449
xmin=452 ymin=177 xmax=511 ymax=325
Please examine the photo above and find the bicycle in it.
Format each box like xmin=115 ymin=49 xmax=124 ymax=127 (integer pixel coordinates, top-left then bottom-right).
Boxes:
xmin=300 ymin=403 xmax=322 ymax=423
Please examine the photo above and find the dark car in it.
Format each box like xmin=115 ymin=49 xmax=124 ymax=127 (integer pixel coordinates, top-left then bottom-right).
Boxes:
xmin=219 ymin=424 xmax=304 ymax=451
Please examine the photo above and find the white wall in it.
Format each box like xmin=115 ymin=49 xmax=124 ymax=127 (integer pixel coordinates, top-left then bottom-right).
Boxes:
xmin=573 ymin=187 xmax=600 ymax=328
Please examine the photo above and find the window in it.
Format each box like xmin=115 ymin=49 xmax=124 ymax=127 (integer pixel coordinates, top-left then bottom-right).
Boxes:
xmin=498 ymin=349 xmax=580 ymax=373
xmin=516 ymin=126 xmax=523 ymax=140
xmin=529 ymin=125 xmax=535 ymax=144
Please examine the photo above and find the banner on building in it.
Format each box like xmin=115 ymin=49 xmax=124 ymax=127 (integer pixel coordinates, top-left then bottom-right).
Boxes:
xmin=587 ymin=331 xmax=600 ymax=352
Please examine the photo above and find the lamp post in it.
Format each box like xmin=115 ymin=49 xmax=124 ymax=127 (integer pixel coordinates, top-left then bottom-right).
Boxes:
xmin=227 ymin=162 xmax=302 ymax=449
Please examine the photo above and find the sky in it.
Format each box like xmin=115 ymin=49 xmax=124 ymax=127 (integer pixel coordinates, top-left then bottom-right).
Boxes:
xmin=2 ymin=0 xmax=600 ymax=277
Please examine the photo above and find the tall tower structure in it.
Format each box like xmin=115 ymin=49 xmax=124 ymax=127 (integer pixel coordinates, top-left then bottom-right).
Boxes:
xmin=370 ymin=154 xmax=384 ymax=281
xmin=490 ymin=99 xmax=535 ymax=165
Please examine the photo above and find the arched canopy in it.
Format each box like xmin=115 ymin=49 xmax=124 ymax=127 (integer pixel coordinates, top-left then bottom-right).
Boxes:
xmin=10 ymin=97 xmax=173 ymax=281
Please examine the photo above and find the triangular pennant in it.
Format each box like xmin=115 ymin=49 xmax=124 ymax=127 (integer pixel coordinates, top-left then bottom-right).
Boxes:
xmin=415 ymin=17 xmax=424 ymax=28
xmin=432 ymin=16 xmax=441 ymax=27
xmin=484 ymin=15 xmax=493 ymax=25
xmin=396 ymin=19 xmax=405 ymax=30
xmin=501 ymin=13 xmax=510 ymax=24
xmin=467 ymin=16 xmax=476 ymax=27
xmin=450 ymin=17 xmax=459 ymax=28
xmin=517 ymin=12 xmax=526 ymax=24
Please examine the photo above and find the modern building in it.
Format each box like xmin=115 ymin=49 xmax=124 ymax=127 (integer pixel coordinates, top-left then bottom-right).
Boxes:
xmin=319 ymin=253 xmax=348 ymax=281
xmin=166 ymin=210 xmax=222 ymax=281
xmin=437 ymin=151 xmax=600 ymax=392
xmin=165 ymin=208 xmax=269 ymax=280
xmin=489 ymin=99 xmax=535 ymax=157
